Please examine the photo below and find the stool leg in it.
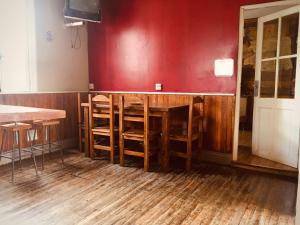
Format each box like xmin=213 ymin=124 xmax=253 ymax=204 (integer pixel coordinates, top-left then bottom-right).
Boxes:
xmin=0 ymin=130 xmax=6 ymax=161
xmin=28 ymin=129 xmax=38 ymax=176
xmin=17 ymin=131 xmax=22 ymax=170
xmin=57 ymin=124 xmax=64 ymax=167
xmin=41 ymin=126 xmax=46 ymax=170
xmin=32 ymin=127 xmax=37 ymax=146
xmin=48 ymin=125 xmax=52 ymax=154
xmin=11 ymin=131 xmax=16 ymax=184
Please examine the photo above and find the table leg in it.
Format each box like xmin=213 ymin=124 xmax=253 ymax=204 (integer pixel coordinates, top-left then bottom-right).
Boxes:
xmin=83 ymin=107 xmax=89 ymax=157
xmin=162 ymin=111 xmax=170 ymax=172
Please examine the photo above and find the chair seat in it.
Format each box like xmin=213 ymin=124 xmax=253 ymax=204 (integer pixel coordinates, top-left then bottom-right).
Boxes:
xmin=92 ymin=126 xmax=118 ymax=135
xmin=1 ymin=123 xmax=32 ymax=131
xmin=169 ymin=133 xmax=199 ymax=142
xmin=122 ymin=129 xmax=159 ymax=140
xmin=33 ymin=120 xmax=60 ymax=126
xmin=123 ymin=129 xmax=144 ymax=138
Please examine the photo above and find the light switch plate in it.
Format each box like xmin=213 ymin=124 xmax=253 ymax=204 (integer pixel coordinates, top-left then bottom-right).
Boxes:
xmin=214 ymin=59 xmax=234 ymax=77
xmin=155 ymin=83 xmax=162 ymax=91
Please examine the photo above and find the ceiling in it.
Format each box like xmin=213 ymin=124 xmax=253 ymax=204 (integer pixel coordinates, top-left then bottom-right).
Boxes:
xmin=244 ymin=4 xmax=298 ymax=19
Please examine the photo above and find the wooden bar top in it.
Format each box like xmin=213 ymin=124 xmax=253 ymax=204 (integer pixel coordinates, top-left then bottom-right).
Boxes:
xmin=0 ymin=105 xmax=66 ymax=123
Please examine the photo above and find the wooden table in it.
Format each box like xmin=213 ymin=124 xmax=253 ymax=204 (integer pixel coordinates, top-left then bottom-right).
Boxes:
xmin=148 ymin=104 xmax=189 ymax=171
xmin=85 ymin=103 xmax=189 ymax=171
xmin=0 ymin=105 xmax=66 ymax=123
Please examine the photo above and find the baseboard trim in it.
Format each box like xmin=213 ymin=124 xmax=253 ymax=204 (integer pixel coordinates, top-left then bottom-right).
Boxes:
xmin=232 ymin=161 xmax=298 ymax=178
xmin=198 ymin=150 xmax=232 ymax=165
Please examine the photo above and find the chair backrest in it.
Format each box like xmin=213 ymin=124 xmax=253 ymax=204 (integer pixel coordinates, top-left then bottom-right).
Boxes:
xmin=89 ymin=94 xmax=114 ymax=130
xmin=188 ymin=96 xmax=204 ymax=139
xmin=119 ymin=95 xmax=149 ymax=135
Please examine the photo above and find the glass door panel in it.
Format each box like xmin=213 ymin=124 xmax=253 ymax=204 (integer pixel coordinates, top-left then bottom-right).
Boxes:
xmin=280 ymin=13 xmax=299 ymax=56
xmin=260 ymin=60 xmax=276 ymax=97
xmin=278 ymin=57 xmax=297 ymax=98
xmin=262 ymin=19 xmax=279 ymax=59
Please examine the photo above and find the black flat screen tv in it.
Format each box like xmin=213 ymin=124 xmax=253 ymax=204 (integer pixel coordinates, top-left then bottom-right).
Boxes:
xmin=64 ymin=0 xmax=101 ymax=23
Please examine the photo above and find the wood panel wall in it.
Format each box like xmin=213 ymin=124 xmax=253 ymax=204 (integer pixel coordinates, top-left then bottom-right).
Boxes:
xmin=0 ymin=93 xmax=79 ymax=150
xmin=97 ymin=92 xmax=235 ymax=154
xmin=0 ymin=92 xmax=235 ymax=155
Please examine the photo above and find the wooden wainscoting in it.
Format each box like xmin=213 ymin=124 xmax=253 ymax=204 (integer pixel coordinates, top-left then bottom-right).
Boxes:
xmin=96 ymin=92 xmax=235 ymax=155
xmin=0 ymin=92 xmax=235 ymax=164
xmin=0 ymin=93 xmax=80 ymax=151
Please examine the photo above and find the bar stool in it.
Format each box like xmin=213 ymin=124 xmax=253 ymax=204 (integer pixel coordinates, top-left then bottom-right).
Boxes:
xmin=0 ymin=122 xmax=38 ymax=183
xmin=32 ymin=120 xmax=64 ymax=170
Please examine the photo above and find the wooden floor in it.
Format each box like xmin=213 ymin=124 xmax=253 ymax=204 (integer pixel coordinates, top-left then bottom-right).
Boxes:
xmin=0 ymin=150 xmax=297 ymax=225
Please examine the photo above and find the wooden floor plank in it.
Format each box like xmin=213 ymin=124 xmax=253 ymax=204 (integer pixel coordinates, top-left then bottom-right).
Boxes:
xmin=0 ymin=150 xmax=296 ymax=225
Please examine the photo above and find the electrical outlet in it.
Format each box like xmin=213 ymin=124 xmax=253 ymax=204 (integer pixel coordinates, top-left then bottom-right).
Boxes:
xmin=155 ymin=83 xmax=163 ymax=91
xmin=89 ymin=83 xmax=95 ymax=90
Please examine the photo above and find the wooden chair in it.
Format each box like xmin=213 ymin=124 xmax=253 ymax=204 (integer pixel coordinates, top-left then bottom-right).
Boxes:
xmin=89 ymin=94 xmax=116 ymax=163
xmin=77 ymin=93 xmax=90 ymax=157
xmin=119 ymin=95 xmax=158 ymax=172
xmin=169 ymin=96 xmax=204 ymax=171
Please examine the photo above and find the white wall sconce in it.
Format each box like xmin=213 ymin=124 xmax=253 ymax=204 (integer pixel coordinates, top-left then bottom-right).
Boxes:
xmin=214 ymin=58 xmax=234 ymax=77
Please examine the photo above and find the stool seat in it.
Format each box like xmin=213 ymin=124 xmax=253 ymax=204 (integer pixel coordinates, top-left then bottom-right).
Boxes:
xmin=33 ymin=120 xmax=60 ymax=126
xmin=1 ymin=123 xmax=32 ymax=132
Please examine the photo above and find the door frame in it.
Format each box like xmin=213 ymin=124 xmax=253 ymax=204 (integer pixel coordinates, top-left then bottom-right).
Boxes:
xmin=233 ymin=0 xmax=300 ymax=161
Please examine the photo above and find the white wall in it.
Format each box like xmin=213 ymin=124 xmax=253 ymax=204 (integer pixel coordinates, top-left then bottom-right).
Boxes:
xmin=33 ymin=0 xmax=89 ymax=92
xmin=0 ymin=0 xmax=89 ymax=93
xmin=0 ymin=1 xmax=31 ymax=92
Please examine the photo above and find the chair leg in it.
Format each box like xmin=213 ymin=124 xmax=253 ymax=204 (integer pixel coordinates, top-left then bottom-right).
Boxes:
xmin=110 ymin=148 xmax=114 ymax=164
xmin=119 ymin=136 xmax=124 ymax=167
xmin=144 ymin=155 xmax=149 ymax=172
xmin=110 ymin=133 xmax=114 ymax=164
xmin=90 ymin=132 xmax=95 ymax=160
xmin=186 ymin=158 xmax=192 ymax=172
xmin=186 ymin=141 xmax=192 ymax=172
xmin=158 ymin=135 xmax=163 ymax=168
xmin=144 ymin=142 xmax=149 ymax=172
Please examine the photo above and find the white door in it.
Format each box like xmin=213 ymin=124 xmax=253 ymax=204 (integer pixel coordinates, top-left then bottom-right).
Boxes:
xmin=253 ymin=6 xmax=300 ymax=168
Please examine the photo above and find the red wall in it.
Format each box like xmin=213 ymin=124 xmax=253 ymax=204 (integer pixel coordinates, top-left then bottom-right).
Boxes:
xmin=88 ymin=0 xmax=272 ymax=93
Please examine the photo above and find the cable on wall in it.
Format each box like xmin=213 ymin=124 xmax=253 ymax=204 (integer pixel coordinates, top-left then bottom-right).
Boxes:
xmin=70 ymin=26 xmax=82 ymax=49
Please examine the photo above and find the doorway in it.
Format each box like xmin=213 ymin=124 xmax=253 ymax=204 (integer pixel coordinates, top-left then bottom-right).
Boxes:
xmin=234 ymin=0 xmax=300 ymax=172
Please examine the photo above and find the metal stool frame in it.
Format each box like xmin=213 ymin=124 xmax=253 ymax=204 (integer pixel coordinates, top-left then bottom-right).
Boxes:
xmin=32 ymin=121 xmax=64 ymax=170
xmin=0 ymin=124 xmax=38 ymax=183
